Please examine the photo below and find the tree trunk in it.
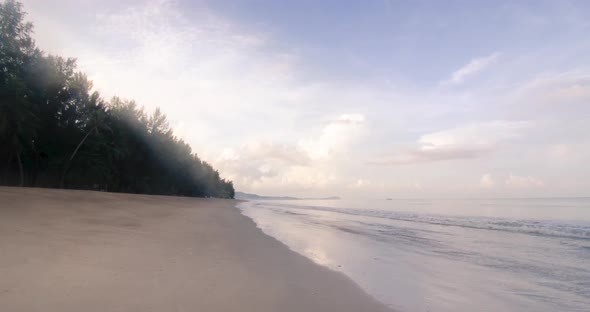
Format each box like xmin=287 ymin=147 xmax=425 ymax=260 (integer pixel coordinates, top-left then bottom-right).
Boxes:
xmin=3 ymin=150 xmax=13 ymax=185
xmin=60 ymin=127 xmax=95 ymax=188
xmin=30 ymin=141 xmax=39 ymax=187
xmin=15 ymin=147 xmax=24 ymax=187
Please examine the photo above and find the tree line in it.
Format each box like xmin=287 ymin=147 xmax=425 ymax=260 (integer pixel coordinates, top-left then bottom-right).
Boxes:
xmin=0 ymin=0 xmax=234 ymax=198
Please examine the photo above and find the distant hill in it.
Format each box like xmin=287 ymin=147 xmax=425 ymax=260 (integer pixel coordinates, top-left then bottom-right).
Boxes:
xmin=235 ymin=192 xmax=340 ymax=201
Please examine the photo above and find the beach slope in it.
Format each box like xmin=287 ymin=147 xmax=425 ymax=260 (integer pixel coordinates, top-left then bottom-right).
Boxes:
xmin=0 ymin=187 xmax=390 ymax=312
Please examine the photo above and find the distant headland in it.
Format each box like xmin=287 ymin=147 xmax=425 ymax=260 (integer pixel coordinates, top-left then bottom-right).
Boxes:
xmin=235 ymin=192 xmax=340 ymax=201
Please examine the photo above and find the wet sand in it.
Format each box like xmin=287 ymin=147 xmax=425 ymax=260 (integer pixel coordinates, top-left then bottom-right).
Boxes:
xmin=0 ymin=187 xmax=390 ymax=311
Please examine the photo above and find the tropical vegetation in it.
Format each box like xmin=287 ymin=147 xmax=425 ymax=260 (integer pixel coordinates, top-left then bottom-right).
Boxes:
xmin=0 ymin=0 xmax=234 ymax=198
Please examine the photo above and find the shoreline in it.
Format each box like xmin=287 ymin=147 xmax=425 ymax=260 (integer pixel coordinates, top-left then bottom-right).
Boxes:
xmin=0 ymin=187 xmax=391 ymax=311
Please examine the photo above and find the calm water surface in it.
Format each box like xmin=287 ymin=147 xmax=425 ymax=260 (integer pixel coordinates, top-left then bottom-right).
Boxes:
xmin=238 ymin=198 xmax=590 ymax=311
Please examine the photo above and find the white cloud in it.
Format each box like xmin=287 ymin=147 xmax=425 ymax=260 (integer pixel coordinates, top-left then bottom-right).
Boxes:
xmin=350 ymin=179 xmax=386 ymax=189
xmin=419 ymin=120 xmax=531 ymax=147
xmin=300 ymin=114 xmax=366 ymax=160
xmin=237 ymin=165 xmax=339 ymax=196
xmin=547 ymin=143 xmax=590 ymax=162
xmin=227 ymin=142 xmax=311 ymax=165
xmin=367 ymin=146 xmax=487 ymax=165
xmin=215 ymin=113 xmax=365 ymax=192
xmin=445 ymin=52 xmax=501 ymax=85
xmin=514 ymin=71 xmax=590 ymax=104
xmin=277 ymin=167 xmax=337 ymax=189
xmin=480 ymin=174 xmax=495 ymax=188
xmin=505 ymin=175 xmax=544 ymax=188
xmin=369 ymin=120 xmax=532 ymax=165
xmin=215 ymin=142 xmax=311 ymax=184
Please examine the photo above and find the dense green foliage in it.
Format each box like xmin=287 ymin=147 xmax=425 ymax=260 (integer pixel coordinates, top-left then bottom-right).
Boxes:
xmin=0 ymin=0 xmax=234 ymax=198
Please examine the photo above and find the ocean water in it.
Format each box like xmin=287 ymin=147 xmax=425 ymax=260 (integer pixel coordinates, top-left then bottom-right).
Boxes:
xmin=237 ymin=198 xmax=590 ymax=311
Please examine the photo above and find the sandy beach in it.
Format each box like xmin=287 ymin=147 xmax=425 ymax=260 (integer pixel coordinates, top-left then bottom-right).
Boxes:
xmin=0 ymin=187 xmax=390 ymax=312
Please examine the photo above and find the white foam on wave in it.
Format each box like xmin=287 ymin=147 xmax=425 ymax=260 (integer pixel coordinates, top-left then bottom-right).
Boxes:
xmin=252 ymin=202 xmax=590 ymax=240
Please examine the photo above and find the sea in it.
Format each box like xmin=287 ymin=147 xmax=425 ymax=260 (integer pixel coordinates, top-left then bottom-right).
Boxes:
xmin=237 ymin=198 xmax=590 ymax=311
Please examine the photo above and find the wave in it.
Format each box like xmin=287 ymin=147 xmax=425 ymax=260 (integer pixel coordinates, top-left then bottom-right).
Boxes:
xmin=250 ymin=202 xmax=590 ymax=240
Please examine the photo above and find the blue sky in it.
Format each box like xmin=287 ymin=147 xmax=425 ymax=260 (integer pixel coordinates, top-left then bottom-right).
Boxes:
xmin=204 ymin=0 xmax=590 ymax=84
xmin=21 ymin=0 xmax=590 ymax=197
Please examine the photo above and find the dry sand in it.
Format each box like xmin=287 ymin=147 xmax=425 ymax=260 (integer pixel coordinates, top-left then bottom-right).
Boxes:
xmin=0 ymin=187 xmax=391 ymax=312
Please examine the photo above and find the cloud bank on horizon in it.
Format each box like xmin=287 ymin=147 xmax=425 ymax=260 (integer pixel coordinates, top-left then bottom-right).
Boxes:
xmin=21 ymin=0 xmax=590 ymax=198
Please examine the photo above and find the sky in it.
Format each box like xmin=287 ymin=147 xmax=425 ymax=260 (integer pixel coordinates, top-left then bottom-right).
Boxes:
xmin=20 ymin=0 xmax=590 ymax=198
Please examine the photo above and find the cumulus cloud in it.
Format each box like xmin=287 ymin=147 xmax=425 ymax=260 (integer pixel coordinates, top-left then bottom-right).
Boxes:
xmin=444 ymin=52 xmax=501 ymax=85
xmin=215 ymin=113 xmax=364 ymax=190
xmin=505 ymin=175 xmax=544 ymax=188
xmin=277 ymin=166 xmax=337 ymax=189
xmin=226 ymin=142 xmax=311 ymax=165
xmin=479 ymin=174 xmax=496 ymax=188
xmin=368 ymin=120 xmax=532 ymax=165
xmin=232 ymin=165 xmax=338 ymax=196
xmin=215 ymin=142 xmax=311 ymax=183
xmin=299 ymin=114 xmax=366 ymax=160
